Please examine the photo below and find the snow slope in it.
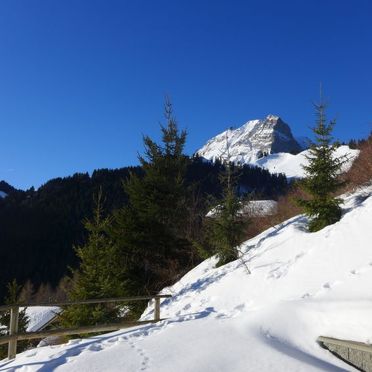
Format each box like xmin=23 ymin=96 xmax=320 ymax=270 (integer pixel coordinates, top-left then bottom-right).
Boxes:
xmin=2 ymin=186 xmax=372 ymax=371
xmin=198 ymin=117 xmax=359 ymax=179
xmin=253 ymin=145 xmax=359 ymax=179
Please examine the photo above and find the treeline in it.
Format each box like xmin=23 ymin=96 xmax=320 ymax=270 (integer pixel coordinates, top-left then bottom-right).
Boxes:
xmin=0 ymin=138 xmax=287 ymax=302
xmin=347 ymin=136 xmax=371 ymax=149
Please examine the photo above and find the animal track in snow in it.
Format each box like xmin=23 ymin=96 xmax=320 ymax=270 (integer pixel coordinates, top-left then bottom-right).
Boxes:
xmin=128 ymin=339 xmax=150 ymax=371
xmin=267 ymin=262 xmax=290 ymax=279
xmin=321 ymin=280 xmax=342 ymax=291
xmin=302 ymin=262 xmax=372 ymax=299
xmin=86 ymin=343 xmax=103 ymax=352
xmin=301 ymin=292 xmax=312 ymax=299
xmin=266 ymin=252 xmax=307 ymax=280
xmin=301 ymin=280 xmax=342 ymax=299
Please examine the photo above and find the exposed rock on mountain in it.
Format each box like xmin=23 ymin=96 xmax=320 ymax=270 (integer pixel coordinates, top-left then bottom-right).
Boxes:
xmin=197 ymin=115 xmax=303 ymax=164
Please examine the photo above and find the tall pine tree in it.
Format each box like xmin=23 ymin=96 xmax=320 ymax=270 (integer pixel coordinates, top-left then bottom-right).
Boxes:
xmin=110 ymin=99 xmax=193 ymax=308
xmin=298 ymin=100 xmax=346 ymax=232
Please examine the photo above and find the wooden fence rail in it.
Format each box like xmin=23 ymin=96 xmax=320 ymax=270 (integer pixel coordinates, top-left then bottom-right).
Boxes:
xmin=0 ymin=294 xmax=171 ymax=360
xmin=318 ymin=336 xmax=372 ymax=371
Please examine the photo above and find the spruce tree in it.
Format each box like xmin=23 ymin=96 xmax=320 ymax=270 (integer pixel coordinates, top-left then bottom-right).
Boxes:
xmin=61 ymin=191 xmax=124 ymax=327
xmin=0 ymin=280 xmax=29 ymax=359
xmin=298 ymin=100 xmax=346 ymax=232
xmin=110 ymin=99 xmax=193 ymax=307
xmin=201 ymin=132 xmax=250 ymax=267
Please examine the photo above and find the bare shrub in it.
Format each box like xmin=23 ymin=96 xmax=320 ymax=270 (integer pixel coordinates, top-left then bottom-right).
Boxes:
xmin=242 ymin=185 xmax=306 ymax=242
xmin=342 ymin=134 xmax=372 ymax=191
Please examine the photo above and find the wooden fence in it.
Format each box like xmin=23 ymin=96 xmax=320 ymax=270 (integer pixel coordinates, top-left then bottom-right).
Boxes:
xmin=0 ymin=294 xmax=171 ymax=360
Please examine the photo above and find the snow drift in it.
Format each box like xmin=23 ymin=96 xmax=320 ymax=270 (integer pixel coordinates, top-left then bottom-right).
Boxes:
xmin=253 ymin=145 xmax=359 ymax=179
xmin=2 ymin=186 xmax=372 ymax=371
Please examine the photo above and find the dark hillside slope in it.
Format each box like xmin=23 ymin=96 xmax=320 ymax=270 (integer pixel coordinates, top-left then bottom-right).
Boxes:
xmin=0 ymin=159 xmax=287 ymax=300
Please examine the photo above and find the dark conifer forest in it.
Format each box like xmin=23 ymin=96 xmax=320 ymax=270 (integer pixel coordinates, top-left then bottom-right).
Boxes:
xmin=0 ymin=159 xmax=287 ymax=301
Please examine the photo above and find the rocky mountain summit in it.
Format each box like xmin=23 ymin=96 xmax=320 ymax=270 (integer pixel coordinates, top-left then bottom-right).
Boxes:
xmin=197 ymin=115 xmax=303 ymax=164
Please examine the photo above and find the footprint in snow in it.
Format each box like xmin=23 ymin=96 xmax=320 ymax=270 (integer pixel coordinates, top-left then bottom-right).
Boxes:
xmin=301 ymin=292 xmax=312 ymax=299
xmin=350 ymin=263 xmax=372 ymax=275
xmin=295 ymin=252 xmax=306 ymax=260
xmin=183 ymin=303 xmax=191 ymax=311
xmin=323 ymin=281 xmax=341 ymax=289
xmin=25 ymin=350 xmax=37 ymax=358
xmin=86 ymin=343 xmax=103 ymax=352
xmin=64 ymin=348 xmax=85 ymax=363
xmin=128 ymin=340 xmax=150 ymax=371
xmin=215 ymin=312 xmax=229 ymax=319
xmin=105 ymin=337 xmax=119 ymax=344
xmin=318 ymin=280 xmax=342 ymax=292
xmin=267 ymin=264 xmax=289 ymax=279
xmin=234 ymin=303 xmax=245 ymax=312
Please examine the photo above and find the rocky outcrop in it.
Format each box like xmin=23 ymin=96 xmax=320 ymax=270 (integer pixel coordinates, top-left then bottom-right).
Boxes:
xmin=197 ymin=115 xmax=303 ymax=164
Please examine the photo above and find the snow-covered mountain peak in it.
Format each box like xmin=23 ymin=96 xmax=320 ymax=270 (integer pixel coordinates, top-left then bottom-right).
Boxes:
xmin=266 ymin=113 xmax=279 ymax=121
xmin=197 ymin=115 xmax=303 ymax=164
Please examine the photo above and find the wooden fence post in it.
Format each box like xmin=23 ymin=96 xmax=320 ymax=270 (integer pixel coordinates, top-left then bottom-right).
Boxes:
xmin=154 ymin=298 xmax=160 ymax=321
xmin=8 ymin=305 xmax=19 ymax=359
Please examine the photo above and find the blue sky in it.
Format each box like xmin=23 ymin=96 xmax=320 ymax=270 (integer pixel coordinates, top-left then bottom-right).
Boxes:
xmin=0 ymin=0 xmax=371 ymax=189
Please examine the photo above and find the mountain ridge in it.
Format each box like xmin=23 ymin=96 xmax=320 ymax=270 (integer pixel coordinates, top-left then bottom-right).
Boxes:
xmin=196 ymin=115 xmax=304 ymax=164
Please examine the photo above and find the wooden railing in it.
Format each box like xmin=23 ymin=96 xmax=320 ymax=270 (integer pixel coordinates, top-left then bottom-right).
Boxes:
xmin=318 ymin=335 xmax=372 ymax=371
xmin=0 ymin=294 xmax=171 ymax=360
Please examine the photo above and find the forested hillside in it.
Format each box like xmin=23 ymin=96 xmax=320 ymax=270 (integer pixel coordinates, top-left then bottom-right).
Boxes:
xmin=0 ymin=159 xmax=287 ymax=301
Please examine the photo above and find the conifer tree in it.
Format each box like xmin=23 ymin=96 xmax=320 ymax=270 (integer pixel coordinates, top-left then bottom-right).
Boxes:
xmin=201 ymin=132 xmax=250 ymax=267
xmin=0 ymin=280 xmax=29 ymax=359
xmin=298 ymin=100 xmax=346 ymax=232
xmin=61 ymin=190 xmax=124 ymax=327
xmin=111 ymin=99 xmax=192 ymax=305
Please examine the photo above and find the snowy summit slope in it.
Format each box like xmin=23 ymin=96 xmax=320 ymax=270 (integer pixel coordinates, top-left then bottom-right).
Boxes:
xmin=197 ymin=115 xmax=302 ymax=164
xmin=2 ymin=186 xmax=372 ymax=371
xmin=196 ymin=116 xmax=359 ymax=179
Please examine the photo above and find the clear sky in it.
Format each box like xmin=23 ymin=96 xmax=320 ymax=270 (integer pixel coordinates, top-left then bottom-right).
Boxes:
xmin=0 ymin=0 xmax=371 ymax=189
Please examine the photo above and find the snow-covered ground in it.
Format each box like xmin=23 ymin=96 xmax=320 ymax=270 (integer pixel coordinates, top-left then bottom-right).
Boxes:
xmin=253 ymin=145 xmax=359 ymax=179
xmin=2 ymin=186 xmax=372 ymax=371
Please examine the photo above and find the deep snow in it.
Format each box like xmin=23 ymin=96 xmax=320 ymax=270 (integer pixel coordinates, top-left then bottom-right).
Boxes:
xmin=1 ymin=186 xmax=372 ymax=371
xmin=253 ymin=145 xmax=359 ymax=179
